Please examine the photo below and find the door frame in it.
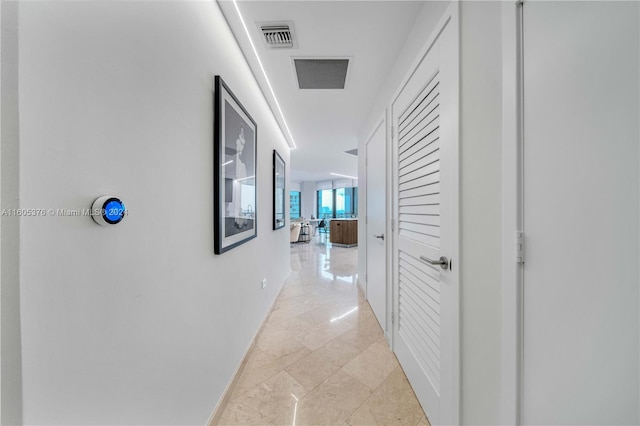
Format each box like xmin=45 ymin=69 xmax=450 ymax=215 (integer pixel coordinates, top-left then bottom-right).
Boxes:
xmin=364 ymin=114 xmax=391 ymax=340
xmin=389 ymin=3 xmax=460 ymax=423
xmin=500 ymin=1 xmax=524 ymax=425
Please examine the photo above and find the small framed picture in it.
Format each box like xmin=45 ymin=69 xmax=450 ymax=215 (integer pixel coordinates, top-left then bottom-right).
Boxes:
xmin=273 ymin=150 xmax=285 ymax=230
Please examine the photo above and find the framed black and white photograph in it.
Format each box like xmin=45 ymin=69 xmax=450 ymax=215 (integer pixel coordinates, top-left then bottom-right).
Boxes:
xmin=273 ymin=150 xmax=285 ymax=230
xmin=214 ymin=75 xmax=257 ymax=254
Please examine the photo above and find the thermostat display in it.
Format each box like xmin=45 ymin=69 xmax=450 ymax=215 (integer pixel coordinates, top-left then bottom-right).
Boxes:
xmin=91 ymin=196 xmax=126 ymax=226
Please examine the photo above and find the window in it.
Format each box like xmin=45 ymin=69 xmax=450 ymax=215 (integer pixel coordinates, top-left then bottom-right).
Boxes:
xmin=290 ymin=191 xmax=301 ymax=219
xmin=317 ymin=189 xmax=334 ymax=219
xmin=317 ymin=187 xmax=358 ymax=219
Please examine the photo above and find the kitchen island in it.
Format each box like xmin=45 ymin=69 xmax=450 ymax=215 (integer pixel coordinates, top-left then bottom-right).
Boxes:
xmin=329 ymin=219 xmax=357 ymax=247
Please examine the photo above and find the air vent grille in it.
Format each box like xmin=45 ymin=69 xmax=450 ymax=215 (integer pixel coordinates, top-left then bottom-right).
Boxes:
xmin=294 ymin=59 xmax=350 ymax=89
xmin=261 ymin=25 xmax=294 ymax=48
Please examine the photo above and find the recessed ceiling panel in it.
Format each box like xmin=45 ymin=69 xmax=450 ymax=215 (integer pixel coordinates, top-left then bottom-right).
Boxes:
xmin=294 ymin=58 xmax=349 ymax=89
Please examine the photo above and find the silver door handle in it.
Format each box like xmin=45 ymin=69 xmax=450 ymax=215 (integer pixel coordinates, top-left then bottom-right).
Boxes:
xmin=374 ymin=234 xmax=384 ymax=240
xmin=420 ymin=255 xmax=449 ymax=270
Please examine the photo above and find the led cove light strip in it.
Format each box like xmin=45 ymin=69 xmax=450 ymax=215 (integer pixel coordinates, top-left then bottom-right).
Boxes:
xmin=330 ymin=172 xmax=358 ymax=180
xmin=233 ymin=0 xmax=297 ymax=149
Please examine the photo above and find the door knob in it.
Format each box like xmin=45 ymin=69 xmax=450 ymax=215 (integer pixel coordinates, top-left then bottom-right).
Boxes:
xmin=419 ymin=255 xmax=449 ymax=270
xmin=374 ymin=234 xmax=384 ymax=240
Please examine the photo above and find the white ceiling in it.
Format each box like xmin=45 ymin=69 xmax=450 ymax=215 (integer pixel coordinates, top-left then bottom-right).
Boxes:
xmin=218 ymin=0 xmax=425 ymax=183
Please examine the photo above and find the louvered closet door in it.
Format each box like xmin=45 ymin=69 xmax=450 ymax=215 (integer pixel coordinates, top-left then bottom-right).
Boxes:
xmin=391 ymin=8 xmax=458 ymax=426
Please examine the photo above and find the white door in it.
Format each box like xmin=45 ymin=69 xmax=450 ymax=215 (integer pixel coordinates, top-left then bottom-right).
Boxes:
xmin=391 ymin=7 xmax=458 ymax=425
xmin=366 ymin=119 xmax=387 ymax=332
xmin=522 ymin=2 xmax=639 ymax=424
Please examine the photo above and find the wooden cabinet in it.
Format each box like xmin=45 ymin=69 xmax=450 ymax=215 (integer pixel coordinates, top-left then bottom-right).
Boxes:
xmin=330 ymin=220 xmax=357 ymax=247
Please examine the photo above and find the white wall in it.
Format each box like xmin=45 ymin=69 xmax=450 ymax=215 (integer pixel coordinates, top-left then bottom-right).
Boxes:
xmin=14 ymin=2 xmax=290 ymax=424
xmin=357 ymin=1 xmax=503 ymax=424
xmin=459 ymin=2 xmax=503 ymax=423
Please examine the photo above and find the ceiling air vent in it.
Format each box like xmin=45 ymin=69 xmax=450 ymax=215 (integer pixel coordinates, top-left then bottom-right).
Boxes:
xmin=260 ymin=24 xmax=294 ymax=49
xmin=294 ymin=58 xmax=350 ymax=89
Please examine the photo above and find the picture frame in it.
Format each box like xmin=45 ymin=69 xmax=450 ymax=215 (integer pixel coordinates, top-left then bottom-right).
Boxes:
xmin=273 ymin=150 xmax=285 ymax=230
xmin=214 ymin=75 xmax=257 ymax=254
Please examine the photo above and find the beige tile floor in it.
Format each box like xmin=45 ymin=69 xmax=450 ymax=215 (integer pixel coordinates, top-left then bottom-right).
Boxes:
xmin=216 ymin=236 xmax=430 ymax=426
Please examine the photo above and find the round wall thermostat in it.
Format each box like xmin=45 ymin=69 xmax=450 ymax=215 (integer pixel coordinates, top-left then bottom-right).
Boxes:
xmin=91 ymin=195 xmax=126 ymax=226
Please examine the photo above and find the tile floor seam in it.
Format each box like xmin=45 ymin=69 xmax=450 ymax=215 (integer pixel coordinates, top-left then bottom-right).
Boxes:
xmin=262 ymin=370 xmax=308 ymax=425
xmin=343 ymin=379 xmax=382 ymax=424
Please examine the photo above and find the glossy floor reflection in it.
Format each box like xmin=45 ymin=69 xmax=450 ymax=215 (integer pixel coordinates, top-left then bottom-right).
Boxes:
xmin=216 ymin=236 xmax=429 ymax=426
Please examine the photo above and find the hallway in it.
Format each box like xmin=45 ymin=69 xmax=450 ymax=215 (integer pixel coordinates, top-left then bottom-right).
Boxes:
xmin=216 ymin=237 xmax=429 ymax=425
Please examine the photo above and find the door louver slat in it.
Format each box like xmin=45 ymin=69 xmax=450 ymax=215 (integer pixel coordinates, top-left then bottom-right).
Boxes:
xmin=397 ymin=71 xmax=442 ymax=394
